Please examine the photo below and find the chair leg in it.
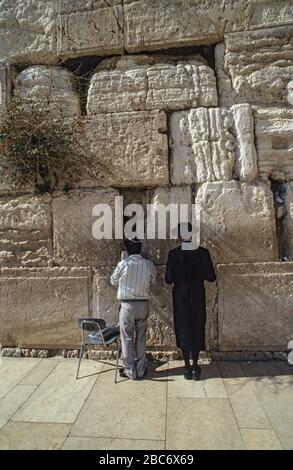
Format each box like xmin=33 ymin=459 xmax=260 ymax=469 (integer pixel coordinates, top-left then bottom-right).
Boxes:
xmin=76 ymin=343 xmax=84 ymax=379
xmin=114 ymin=341 xmax=121 ymax=384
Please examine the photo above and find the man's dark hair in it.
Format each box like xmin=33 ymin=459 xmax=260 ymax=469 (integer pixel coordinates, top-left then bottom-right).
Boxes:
xmin=124 ymin=238 xmax=142 ymax=255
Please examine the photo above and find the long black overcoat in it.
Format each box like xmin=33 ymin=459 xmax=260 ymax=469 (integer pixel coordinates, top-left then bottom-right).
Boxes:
xmin=165 ymin=245 xmax=216 ymax=351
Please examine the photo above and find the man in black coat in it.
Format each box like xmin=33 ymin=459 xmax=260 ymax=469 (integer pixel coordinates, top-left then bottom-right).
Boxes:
xmin=165 ymin=223 xmax=216 ymax=380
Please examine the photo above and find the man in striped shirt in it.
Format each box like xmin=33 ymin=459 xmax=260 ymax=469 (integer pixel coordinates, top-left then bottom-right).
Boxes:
xmin=110 ymin=238 xmax=156 ymax=380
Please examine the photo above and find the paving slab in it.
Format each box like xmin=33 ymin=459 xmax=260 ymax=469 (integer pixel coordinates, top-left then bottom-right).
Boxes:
xmin=62 ymin=437 xmax=165 ymax=450
xmin=167 ymin=361 xmax=206 ymax=398
xmin=0 ymin=358 xmax=40 ymax=400
xmin=241 ymin=428 xmax=283 ymax=450
xmin=0 ymin=422 xmax=71 ymax=450
xmin=19 ymin=358 xmax=62 ymax=386
xmin=166 ymin=398 xmax=244 ymax=450
xmin=202 ymin=362 xmax=227 ymax=398
xmin=12 ymin=359 xmax=102 ymax=424
xmin=250 ymin=380 xmax=293 ymax=450
xmin=70 ymin=362 xmax=168 ymax=441
xmin=225 ymin=382 xmax=271 ymax=429
xmin=0 ymin=385 xmax=36 ymax=430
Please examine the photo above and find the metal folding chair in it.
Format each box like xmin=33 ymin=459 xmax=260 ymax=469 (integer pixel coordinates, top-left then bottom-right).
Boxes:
xmin=76 ymin=317 xmax=121 ymax=383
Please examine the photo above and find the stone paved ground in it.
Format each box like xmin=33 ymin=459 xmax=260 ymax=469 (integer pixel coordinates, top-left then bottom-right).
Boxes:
xmin=0 ymin=357 xmax=292 ymax=450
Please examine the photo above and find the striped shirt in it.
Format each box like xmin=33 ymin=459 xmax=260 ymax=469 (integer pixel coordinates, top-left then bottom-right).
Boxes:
xmin=110 ymin=254 xmax=156 ymax=300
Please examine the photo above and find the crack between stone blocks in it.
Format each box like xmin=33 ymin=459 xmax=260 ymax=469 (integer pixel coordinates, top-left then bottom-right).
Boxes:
xmin=103 ymin=0 xmax=126 ymax=55
xmin=165 ymin=111 xmax=173 ymax=188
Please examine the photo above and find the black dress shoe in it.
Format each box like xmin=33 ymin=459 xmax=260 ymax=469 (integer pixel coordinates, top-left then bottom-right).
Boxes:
xmin=184 ymin=367 xmax=192 ymax=380
xmin=192 ymin=365 xmax=201 ymax=381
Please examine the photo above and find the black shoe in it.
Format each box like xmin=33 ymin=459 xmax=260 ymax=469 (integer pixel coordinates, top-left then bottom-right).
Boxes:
xmin=184 ymin=367 xmax=192 ymax=380
xmin=192 ymin=365 xmax=201 ymax=381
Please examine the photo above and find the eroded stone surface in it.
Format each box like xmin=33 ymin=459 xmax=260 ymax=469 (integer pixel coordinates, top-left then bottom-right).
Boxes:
xmin=218 ymin=262 xmax=293 ymax=350
xmin=170 ymin=105 xmax=257 ymax=184
xmin=0 ymin=0 xmax=58 ymax=64
xmin=0 ymin=267 xmax=92 ymax=348
xmin=58 ymin=1 xmax=123 ymax=58
xmin=0 ymin=194 xmax=52 ymax=267
xmin=15 ymin=66 xmax=80 ymax=118
xmin=79 ymin=111 xmax=169 ymax=188
xmin=53 ymin=189 xmax=121 ymax=267
xmin=170 ymin=108 xmax=235 ymax=184
xmin=216 ymin=25 xmax=293 ymax=106
xmin=124 ymin=0 xmax=293 ymax=53
xmin=87 ymin=54 xmax=217 ymax=114
xmin=195 ymin=181 xmax=278 ymax=263
xmin=254 ymin=107 xmax=293 ymax=181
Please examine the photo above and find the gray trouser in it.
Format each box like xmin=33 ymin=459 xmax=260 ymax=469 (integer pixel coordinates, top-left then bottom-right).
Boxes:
xmin=119 ymin=300 xmax=149 ymax=379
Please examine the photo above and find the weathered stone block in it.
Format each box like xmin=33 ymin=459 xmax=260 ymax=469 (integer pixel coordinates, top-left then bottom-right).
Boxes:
xmin=218 ymin=262 xmax=293 ymax=350
xmin=0 ymin=267 xmax=92 ymax=348
xmin=58 ymin=1 xmax=123 ymax=58
xmin=0 ymin=194 xmax=52 ymax=267
xmin=216 ymin=25 xmax=293 ymax=106
xmin=94 ymin=266 xmax=176 ymax=349
xmin=94 ymin=264 xmax=217 ymax=350
xmin=254 ymin=107 xmax=293 ymax=181
xmin=119 ymin=186 xmax=193 ymax=265
xmin=231 ymin=104 xmax=258 ymax=182
xmin=87 ymin=55 xmax=217 ymax=114
xmin=170 ymin=108 xmax=235 ymax=184
xmin=124 ymin=1 xmax=293 ymax=53
xmin=15 ymin=66 xmax=80 ymax=118
xmin=195 ymin=181 xmax=278 ymax=263
xmin=144 ymin=186 xmax=193 ymax=265
xmin=80 ymin=111 xmax=169 ymax=188
xmin=0 ymin=0 xmax=58 ymax=64
xmin=170 ymin=104 xmax=258 ymax=185
xmin=53 ymin=189 xmax=121 ymax=267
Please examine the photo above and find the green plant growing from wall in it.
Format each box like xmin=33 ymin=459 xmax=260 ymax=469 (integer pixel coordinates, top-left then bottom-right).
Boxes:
xmin=0 ymin=97 xmax=88 ymax=193
xmin=0 ymin=97 xmax=113 ymax=193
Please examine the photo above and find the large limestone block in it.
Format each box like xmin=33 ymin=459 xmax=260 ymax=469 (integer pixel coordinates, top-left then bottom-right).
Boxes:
xmin=195 ymin=181 xmax=278 ymax=264
xmin=216 ymin=25 xmax=293 ymax=106
xmin=0 ymin=0 xmax=58 ymax=64
xmin=81 ymin=111 xmax=169 ymax=188
xmin=217 ymin=262 xmax=293 ymax=350
xmin=15 ymin=66 xmax=80 ymax=118
xmin=144 ymin=186 xmax=193 ymax=265
xmin=58 ymin=0 xmax=123 ymax=58
xmin=124 ymin=1 xmax=293 ymax=53
xmin=94 ymin=265 xmax=217 ymax=350
xmin=254 ymin=107 xmax=293 ymax=181
xmin=231 ymin=104 xmax=258 ymax=182
xmin=94 ymin=266 xmax=176 ymax=349
xmin=170 ymin=105 xmax=257 ymax=184
xmin=120 ymin=186 xmax=193 ymax=264
xmin=87 ymin=55 xmax=217 ymax=114
xmin=0 ymin=267 xmax=92 ymax=348
xmin=53 ymin=189 xmax=121 ymax=267
xmin=0 ymin=194 xmax=52 ymax=267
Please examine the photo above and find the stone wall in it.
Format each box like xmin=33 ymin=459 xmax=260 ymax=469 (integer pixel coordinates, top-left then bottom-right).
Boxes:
xmin=0 ymin=0 xmax=293 ymax=353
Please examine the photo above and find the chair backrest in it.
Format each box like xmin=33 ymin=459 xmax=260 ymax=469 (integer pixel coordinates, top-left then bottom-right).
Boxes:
xmin=77 ymin=317 xmax=106 ymax=332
